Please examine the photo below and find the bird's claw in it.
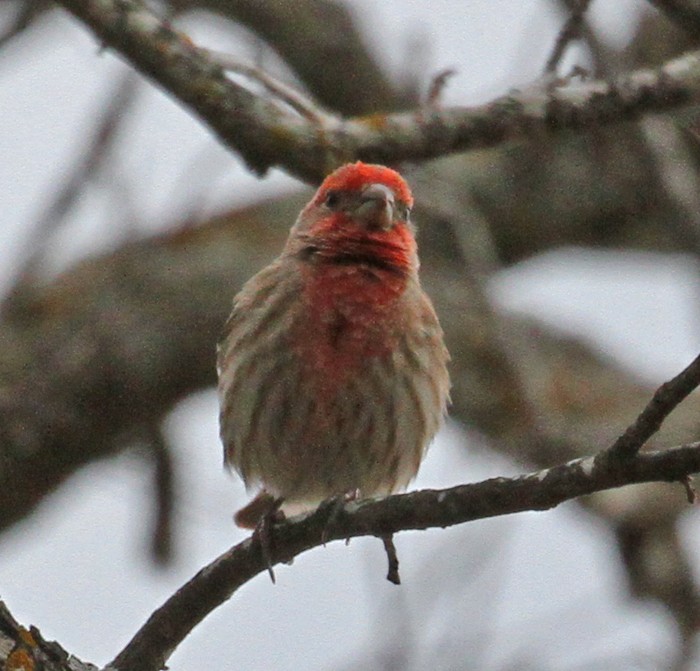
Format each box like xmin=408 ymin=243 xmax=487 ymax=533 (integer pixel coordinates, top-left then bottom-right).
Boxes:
xmin=252 ymin=497 xmax=285 ymax=583
xmin=320 ymin=489 xmax=360 ymax=546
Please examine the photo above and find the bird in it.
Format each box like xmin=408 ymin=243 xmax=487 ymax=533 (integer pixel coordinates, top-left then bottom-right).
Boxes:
xmin=217 ymin=161 xmax=450 ymax=529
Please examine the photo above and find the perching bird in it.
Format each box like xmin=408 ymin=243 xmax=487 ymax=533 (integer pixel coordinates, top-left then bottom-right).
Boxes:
xmin=217 ymin=162 xmax=450 ymax=528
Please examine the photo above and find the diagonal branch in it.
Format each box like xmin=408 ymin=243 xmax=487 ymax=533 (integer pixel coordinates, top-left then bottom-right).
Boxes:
xmin=608 ymin=352 xmax=700 ymax=458
xmin=57 ymin=0 xmax=700 ymax=184
xmin=110 ymin=441 xmax=700 ymax=671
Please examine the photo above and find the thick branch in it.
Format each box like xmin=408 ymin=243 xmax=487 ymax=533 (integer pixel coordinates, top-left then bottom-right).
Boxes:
xmin=0 ymin=600 xmax=95 ymax=671
xmin=110 ymin=443 xmax=700 ymax=671
xmin=57 ymin=0 xmax=700 ymax=183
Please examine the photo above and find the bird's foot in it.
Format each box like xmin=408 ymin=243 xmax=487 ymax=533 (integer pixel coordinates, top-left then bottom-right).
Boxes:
xmin=235 ymin=491 xmax=285 ymax=583
xmin=320 ymin=489 xmax=361 ymax=546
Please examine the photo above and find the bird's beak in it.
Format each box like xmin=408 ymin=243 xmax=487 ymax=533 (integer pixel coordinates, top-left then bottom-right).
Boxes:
xmin=356 ymin=183 xmax=395 ymax=230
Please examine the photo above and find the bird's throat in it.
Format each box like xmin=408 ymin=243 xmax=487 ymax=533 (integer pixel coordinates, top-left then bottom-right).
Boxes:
xmin=303 ymin=226 xmax=416 ymax=275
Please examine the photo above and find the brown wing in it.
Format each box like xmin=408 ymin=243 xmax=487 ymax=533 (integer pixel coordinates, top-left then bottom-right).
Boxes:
xmin=217 ymin=259 xmax=305 ymax=486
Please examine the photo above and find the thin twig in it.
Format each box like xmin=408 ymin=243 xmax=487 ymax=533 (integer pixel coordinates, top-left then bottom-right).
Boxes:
xmin=545 ymin=0 xmax=593 ymax=74
xmin=608 ymin=353 xmax=700 ymax=459
xmin=200 ymin=50 xmax=332 ymax=125
xmin=681 ymin=475 xmax=697 ymax=503
xmin=424 ymin=68 xmax=456 ymax=109
xmin=146 ymin=424 xmax=175 ymax=566
xmin=381 ymin=534 xmax=401 ymax=585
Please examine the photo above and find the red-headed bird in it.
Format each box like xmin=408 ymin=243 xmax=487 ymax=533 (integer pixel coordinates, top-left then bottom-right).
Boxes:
xmin=217 ymin=162 xmax=450 ymax=528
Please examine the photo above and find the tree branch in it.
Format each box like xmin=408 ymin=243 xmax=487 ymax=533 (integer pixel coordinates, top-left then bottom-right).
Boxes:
xmin=110 ymin=441 xmax=700 ymax=671
xmin=648 ymin=0 xmax=700 ymax=38
xmin=171 ymin=0 xmax=408 ymax=115
xmin=57 ymin=0 xmax=700 ymax=183
xmin=608 ymin=352 xmax=700 ymax=458
xmin=0 ymin=600 xmax=96 ymax=671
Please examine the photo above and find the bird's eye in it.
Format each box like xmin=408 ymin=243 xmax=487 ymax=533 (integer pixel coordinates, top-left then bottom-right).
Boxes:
xmin=324 ymin=190 xmax=340 ymax=209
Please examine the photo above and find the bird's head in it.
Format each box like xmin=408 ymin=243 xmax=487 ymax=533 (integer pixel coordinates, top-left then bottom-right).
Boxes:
xmin=286 ymin=162 xmax=417 ymax=273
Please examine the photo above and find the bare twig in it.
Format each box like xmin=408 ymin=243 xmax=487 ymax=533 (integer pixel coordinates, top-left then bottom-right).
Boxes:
xmin=381 ymin=534 xmax=401 ymax=585
xmin=681 ymin=475 xmax=696 ymax=503
xmin=545 ymin=0 xmax=593 ymax=73
xmin=145 ymin=424 xmax=175 ymax=565
xmin=424 ymin=68 xmax=456 ymax=109
xmin=109 ymin=441 xmax=700 ymax=671
xmin=608 ymin=353 xmax=700 ymax=458
xmin=200 ymin=50 xmax=333 ymax=125
xmin=56 ymin=0 xmax=700 ymax=184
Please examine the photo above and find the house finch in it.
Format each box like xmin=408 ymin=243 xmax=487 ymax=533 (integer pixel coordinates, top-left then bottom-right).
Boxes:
xmin=217 ymin=162 xmax=450 ymax=528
